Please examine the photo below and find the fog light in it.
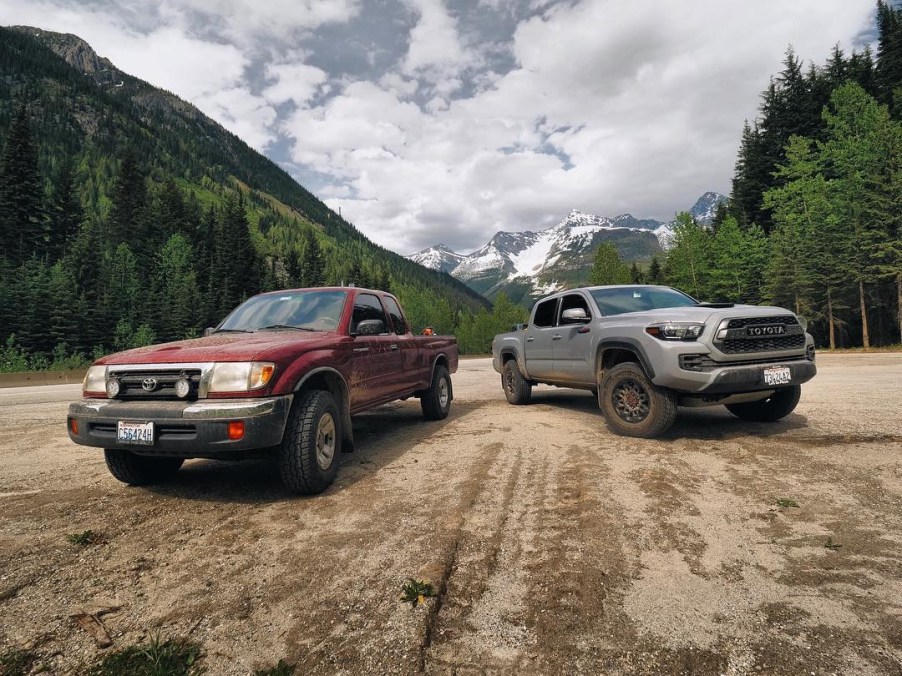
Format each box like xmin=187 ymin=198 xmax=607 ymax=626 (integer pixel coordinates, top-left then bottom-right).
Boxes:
xmin=106 ymin=378 xmax=120 ymax=398
xmin=68 ymin=417 xmax=78 ymax=435
xmin=227 ymin=421 xmax=245 ymax=441
xmin=175 ymin=377 xmax=191 ymax=398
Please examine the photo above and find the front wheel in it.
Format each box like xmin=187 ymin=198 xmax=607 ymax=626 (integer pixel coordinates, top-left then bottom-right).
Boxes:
xmin=421 ymin=365 xmax=452 ymax=420
xmin=726 ymin=386 xmax=801 ymax=422
xmin=104 ymin=450 xmax=184 ymax=486
xmin=502 ymin=360 xmax=532 ymax=405
xmin=278 ymin=390 xmax=341 ymax=495
xmin=599 ymin=362 xmax=677 ymax=438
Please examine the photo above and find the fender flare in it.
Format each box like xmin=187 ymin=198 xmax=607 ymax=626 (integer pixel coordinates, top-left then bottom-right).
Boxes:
xmin=498 ymin=346 xmax=531 ymax=381
xmin=596 ymin=338 xmax=656 ymax=380
xmin=427 ymin=353 xmax=454 ymax=400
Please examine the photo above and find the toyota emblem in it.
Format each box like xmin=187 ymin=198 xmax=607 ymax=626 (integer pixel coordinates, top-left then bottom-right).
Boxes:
xmin=141 ymin=377 xmax=159 ymax=392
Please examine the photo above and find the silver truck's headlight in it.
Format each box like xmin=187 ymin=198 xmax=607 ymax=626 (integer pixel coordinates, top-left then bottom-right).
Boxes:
xmin=646 ymin=322 xmax=705 ymax=341
xmin=83 ymin=365 xmax=107 ymax=395
xmin=208 ymin=362 xmax=275 ymax=392
xmin=797 ymin=315 xmax=808 ymax=332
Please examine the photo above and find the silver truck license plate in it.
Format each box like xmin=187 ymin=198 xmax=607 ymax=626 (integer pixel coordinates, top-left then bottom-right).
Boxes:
xmin=763 ymin=367 xmax=791 ymax=386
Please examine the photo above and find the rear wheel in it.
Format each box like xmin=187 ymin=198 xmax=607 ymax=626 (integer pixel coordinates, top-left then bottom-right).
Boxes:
xmin=104 ymin=450 xmax=184 ymax=486
xmin=726 ymin=386 xmax=801 ymax=422
xmin=421 ymin=365 xmax=452 ymax=420
xmin=502 ymin=360 xmax=532 ymax=405
xmin=599 ymin=362 xmax=677 ymax=438
xmin=278 ymin=390 xmax=341 ymax=495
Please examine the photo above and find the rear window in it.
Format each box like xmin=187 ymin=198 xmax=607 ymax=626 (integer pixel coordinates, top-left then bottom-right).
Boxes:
xmin=589 ymin=287 xmax=697 ymax=316
xmin=532 ymin=298 xmax=558 ymax=328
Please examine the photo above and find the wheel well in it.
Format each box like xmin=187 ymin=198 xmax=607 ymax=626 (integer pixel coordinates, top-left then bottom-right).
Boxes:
xmin=501 ymin=350 xmax=518 ymax=364
xmin=296 ymin=370 xmax=353 ymax=450
xmin=597 ymin=348 xmax=647 ymax=379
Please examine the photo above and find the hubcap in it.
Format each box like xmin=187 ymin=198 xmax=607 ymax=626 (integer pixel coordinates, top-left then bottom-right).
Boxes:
xmin=315 ymin=413 xmax=336 ymax=471
xmin=439 ymin=378 xmax=450 ymax=408
xmin=612 ymin=378 xmax=650 ymax=423
xmin=504 ymin=369 xmax=514 ymax=394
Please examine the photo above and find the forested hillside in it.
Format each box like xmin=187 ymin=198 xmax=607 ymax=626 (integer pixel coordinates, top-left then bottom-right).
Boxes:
xmin=640 ymin=1 xmax=902 ymax=349
xmin=0 ymin=26 xmax=500 ymax=366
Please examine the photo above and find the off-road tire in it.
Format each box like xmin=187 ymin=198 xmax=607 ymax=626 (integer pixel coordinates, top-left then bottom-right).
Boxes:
xmin=104 ymin=450 xmax=184 ymax=486
xmin=726 ymin=385 xmax=801 ymax=422
xmin=502 ymin=360 xmax=532 ymax=405
xmin=279 ymin=390 xmax=341 ymax=495
xmin=599 ymin=362 xmax=677 ymax=438
xmin=421 ymin=365 xmax=452 ymax=420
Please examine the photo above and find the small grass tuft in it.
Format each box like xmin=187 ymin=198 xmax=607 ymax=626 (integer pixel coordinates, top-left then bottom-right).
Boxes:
xmin=775 ymin=498 xmax=799 ymax=508
xmin=67 ymin=530 xmax=105 ymax=546
xmin=825 ymin=537 xmax=843 ymax=550
xmin=86 ymin=634 xmax=202 ymax=676
xmin=400 ymin=578 xmax=437 ymax=608
xmin=1 ymin=647 xmax=37 ymax=676
xmin=254 ymin=659 xmax=295 ymax=676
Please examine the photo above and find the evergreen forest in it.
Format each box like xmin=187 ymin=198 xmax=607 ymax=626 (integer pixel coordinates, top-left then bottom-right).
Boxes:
xmin=603 ymin=1 xmax=902 ymax=349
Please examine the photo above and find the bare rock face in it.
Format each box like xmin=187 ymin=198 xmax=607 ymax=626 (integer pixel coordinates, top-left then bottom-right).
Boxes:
xmin=11 ymin=26 xmax=117 ymax=76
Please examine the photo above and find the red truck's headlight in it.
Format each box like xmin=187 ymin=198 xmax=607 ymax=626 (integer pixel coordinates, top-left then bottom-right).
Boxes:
xmin=83 ymin=365 xmax=107 ymax=396
xmin=208 ymin=362 xmax=275 ymax=393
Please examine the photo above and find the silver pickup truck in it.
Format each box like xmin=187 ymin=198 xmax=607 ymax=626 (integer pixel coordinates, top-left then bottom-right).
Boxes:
xmin=491 ymin=285 xmax=816 ymax=437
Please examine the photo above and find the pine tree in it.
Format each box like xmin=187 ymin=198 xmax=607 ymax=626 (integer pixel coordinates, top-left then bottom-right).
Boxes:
xmin=301 ymin=228 xmax=325 ymax=287
xmin=629 ymin=261 xmax=644 ymax=284
xmin=647 ymin=256 xmax=664 ymax=285
xmin=106 ymin=150 xmax=149 ymax=252
xmin=876 ymin=0 xmax=902 ymax=118
xmin=0 ymin=103 xmax=46 ymax=264
xmin=589 ymin=242 xmax=631 ymax=285
xmin=47 ymin=160 xmax=84 ymax=263
xmin=664 ymin=212 xmax=711 ymax=299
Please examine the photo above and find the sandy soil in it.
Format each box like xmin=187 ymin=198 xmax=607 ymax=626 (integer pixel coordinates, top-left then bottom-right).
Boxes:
xmin=1 ymin=353 xmax=901 ymax=674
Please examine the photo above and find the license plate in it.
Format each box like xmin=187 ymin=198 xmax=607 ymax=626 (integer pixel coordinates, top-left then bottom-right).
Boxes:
xmin=117 ymin=421 xmax=154 ymax=445
xmin=763 ymin=366 xmax=791 ymax=386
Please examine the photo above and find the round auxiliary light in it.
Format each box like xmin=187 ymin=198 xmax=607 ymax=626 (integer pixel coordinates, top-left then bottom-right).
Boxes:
xmin=106 ymin=378 xmax=120 ymax=398
xmin=175 ymin=377 xmax=191 ymax=399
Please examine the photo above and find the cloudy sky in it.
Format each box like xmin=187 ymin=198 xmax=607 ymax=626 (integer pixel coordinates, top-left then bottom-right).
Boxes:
xmin=0 ymin=0 xmax=879 ymax=254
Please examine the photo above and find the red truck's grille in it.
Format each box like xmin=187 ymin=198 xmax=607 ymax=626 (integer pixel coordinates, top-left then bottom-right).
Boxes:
xmin=107 ymin=368 xmax=203 ymax=400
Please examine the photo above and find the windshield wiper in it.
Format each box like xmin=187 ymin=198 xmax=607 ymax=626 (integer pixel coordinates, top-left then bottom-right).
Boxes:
xmin=257 ymin=324 xmax=319 ymax=332
xmin=214 ymin=328 xmax=253 ymax=333
xmin=695 ymin=302 xmax=735 ymax=308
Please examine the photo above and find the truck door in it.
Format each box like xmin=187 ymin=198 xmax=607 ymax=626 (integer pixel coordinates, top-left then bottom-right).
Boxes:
xmin=552 ymin=292 xmax=596 ymax=385
xmin=382 ymin=295 xmax=423 ymax=395
xmin=524 ymin=297 xmax=559 ymax=380
xmin=348 ymin=293 xmax=399 ymax=408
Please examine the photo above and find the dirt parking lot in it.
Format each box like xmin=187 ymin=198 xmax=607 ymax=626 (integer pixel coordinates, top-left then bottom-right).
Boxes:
xmin=1 ymin=353 xmax=901 ymax=674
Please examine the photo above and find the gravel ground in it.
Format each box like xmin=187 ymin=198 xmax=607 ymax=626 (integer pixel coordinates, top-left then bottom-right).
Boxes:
xmin=0 ymin=353 xmax=901 ymax=674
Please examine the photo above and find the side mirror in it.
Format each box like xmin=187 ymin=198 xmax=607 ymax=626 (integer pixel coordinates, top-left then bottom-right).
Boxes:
xmin=354 ymin=319 xmax=385 ymax=336
xmin=203 ymin=327 xmax=216 ymax=337
xmin=561 ymin=308 xmax=590 ymax=324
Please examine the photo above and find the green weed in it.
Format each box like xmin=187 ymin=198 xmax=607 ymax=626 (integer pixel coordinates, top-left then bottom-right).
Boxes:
xmin=86 ymin=634 xmax=202 ymax=676
xmin=400 ymin=578 xmax=437 ymax=608
xmin=67 ymin=530 xmax=105 ymax=546
xmin=0 ymin=648 xmax=37 ymax=676
xmin=775 ymin=498 xmax=799 ymax=508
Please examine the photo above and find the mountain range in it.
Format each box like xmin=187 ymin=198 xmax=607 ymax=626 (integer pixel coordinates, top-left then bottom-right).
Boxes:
xmin=408 ymin=192 xmax=726 ymax=304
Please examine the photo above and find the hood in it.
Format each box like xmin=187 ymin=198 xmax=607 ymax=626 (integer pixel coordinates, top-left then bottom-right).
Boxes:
xmin=94 ymin=330 xmax=341 ymax=366
xmin=606 ymin=304 xmax=794 ymax=324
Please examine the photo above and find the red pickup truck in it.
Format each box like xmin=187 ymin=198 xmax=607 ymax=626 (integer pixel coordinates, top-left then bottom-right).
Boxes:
xmin=67 ymin=287 xmax=458 ymax=494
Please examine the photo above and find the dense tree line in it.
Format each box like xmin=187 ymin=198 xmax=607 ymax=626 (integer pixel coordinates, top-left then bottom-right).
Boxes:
xmin=656 ymin=2 xmax=902 ymax=348
xmin=0 ymin=26 xmax=493 ymax=369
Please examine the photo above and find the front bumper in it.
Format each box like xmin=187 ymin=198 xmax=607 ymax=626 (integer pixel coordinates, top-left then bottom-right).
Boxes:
xmin=67 ymin=395 xmax=293 ymax=457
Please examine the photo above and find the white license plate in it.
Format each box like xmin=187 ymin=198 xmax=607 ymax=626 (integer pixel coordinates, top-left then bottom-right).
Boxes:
xmin=763 ymin=366 xmax=791 ymax=386
xmin=117 ymin=421 xmax=154 ymax=445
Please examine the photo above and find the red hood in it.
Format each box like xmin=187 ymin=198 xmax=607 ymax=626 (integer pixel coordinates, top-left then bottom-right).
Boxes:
xmin=94 ymin=331 xmax=343 ymax=366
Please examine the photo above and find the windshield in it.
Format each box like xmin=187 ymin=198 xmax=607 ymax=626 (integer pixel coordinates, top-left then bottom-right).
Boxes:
xmin=589 ymin=286 xmax=698 ymax=316
xmin=217 ymin=290 xmax=348 ymax=332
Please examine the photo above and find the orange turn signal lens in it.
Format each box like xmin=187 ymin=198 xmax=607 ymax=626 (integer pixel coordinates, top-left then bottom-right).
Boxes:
xmin=68 ymin=417 xmax=78 ymax=435
xmin=227 ymin=421 xmax=245 ymax=441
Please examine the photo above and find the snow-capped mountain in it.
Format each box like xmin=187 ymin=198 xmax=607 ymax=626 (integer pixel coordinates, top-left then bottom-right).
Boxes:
xmin=406 ymin=193 xmax=727 ymax=304
xmin=406 ymin=244 xmax=466 ymax=274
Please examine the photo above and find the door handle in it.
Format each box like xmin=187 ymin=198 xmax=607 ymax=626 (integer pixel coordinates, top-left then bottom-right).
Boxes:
xmin=552 ymin=334 xmax=562 ymax=340
xmin=390 ymin=344 xmax=399 ymax=351
xmin=526 ymin=337 xmax=534 ymax=342
xmin=353 ymin=347 xmax=369 ymax=353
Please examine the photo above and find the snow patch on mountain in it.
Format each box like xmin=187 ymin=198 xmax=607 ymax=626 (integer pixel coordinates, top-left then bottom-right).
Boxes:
xmin=406 ymin=244 xmax=466 ymax=274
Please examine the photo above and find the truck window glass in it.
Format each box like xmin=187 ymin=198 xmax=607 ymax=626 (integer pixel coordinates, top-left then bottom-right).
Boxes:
xmin=589 ymin=286 xmax=696 ymax=316
xmin=559 ymin=293 xmax=591 ymax=320
xmin=383 ymin=296 xmax=408 ymax=334
xmin=218 ymin=290 xmax=347 ymax=331
xmin=532 ymin=298 xmax=558 ymax=327
xmin=351 ymin=293 xmax=389 ymax=333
